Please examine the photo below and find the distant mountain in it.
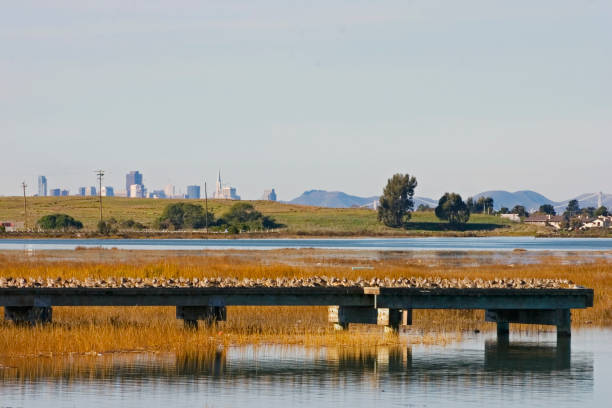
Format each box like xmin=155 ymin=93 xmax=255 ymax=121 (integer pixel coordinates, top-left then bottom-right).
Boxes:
xmin=288 ymin=189 xmax=611 ymax=213
xmin=289 ymin=190 xmax=379 ymax=208
xmin=553 ymin=193 xmax=612 ymax=213
xmin=288 ymin=190 xmax=437 ymax=209
xmin=472 ymin=190 xmax=555 ymax=212
xmin=472 ymin=190 xmax=612 ymax=213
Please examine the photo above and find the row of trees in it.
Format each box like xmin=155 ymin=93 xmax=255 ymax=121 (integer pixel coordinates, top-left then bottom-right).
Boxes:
xmin=154 ymin=202 xmax=281 ymax=233
xmin=376 ymin=174 xmax=472 ymax=227
xmin=34 ymin=202 xmax=281 ymax=234
xmin=376 ymin=173 xmax=610 ymax=230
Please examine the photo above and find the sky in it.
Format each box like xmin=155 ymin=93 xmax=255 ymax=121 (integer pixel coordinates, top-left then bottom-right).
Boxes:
xmin=1 ymin=0 xmax=611 ymax=201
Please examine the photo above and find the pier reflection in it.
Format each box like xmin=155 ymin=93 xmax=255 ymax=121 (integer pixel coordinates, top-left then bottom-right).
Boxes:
xmin=0 ymin=337 xmax=590 ymax=383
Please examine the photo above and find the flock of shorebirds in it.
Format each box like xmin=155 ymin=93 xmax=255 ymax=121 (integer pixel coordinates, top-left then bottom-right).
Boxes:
xmin=0 ymin=276 xmax=576 ymax=289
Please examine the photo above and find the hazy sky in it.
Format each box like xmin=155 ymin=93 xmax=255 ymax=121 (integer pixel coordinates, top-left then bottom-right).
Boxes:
xmin=1 ymin=0 xmax=610 ymax=201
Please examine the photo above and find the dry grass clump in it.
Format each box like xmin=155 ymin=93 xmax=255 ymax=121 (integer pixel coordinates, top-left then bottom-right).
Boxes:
xmin=0 ymin=250 xmax=609 ymax=357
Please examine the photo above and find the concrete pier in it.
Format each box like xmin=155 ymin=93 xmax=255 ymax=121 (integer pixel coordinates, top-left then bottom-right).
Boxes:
xmin=0 ymin=286 xmax=593 ymax=339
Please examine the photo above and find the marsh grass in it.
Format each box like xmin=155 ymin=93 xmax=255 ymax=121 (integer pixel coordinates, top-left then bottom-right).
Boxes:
xmin=0 ymin=250 xmax=609 ymax=357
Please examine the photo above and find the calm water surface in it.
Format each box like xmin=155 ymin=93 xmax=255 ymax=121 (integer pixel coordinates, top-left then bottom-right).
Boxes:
xmin=1 ymin=330 xmax=610 ymax=407
xmin=2 ymin=237 xmax=612 ymax=251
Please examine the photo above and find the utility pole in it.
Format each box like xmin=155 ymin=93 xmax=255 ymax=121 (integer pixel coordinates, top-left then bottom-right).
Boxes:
xmin=204 ymin=180 xmax=208 ymax=233
xmin=21 ymin=181 xmax=27 ymax=230
xmin=95 ymin=170 xmax=104 ymax=222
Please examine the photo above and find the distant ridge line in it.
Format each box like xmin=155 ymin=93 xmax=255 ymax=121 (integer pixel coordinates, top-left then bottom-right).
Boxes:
xmin=288 ymin=189 xmax=612 ymax=212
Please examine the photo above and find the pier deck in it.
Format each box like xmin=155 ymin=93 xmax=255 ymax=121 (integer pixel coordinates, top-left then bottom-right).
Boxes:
xmin=0 ymin=287 xmax=593 ymax=338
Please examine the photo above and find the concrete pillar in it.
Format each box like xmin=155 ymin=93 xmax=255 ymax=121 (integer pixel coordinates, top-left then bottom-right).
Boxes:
xmin=556 ymin=309 xmax=571 ymax=338
xmin=176 ymin=306 xmax=226 ymax=329
xmin=329 ymin=306 xmax=409 ymax=333
xmin=4 ymin=306 xmax=52 ymax=325
xmin=497 ymin=321 xmax=510 ymax=341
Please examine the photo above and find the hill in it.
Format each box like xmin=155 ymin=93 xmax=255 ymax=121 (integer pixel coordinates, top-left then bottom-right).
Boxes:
xmin=553 ymin=193 xmax=612 ymax=213
xmin=0 ymin=196 xmax=526 ymax=237
xmin=289 ymin=190 xmax=379 ymax=208
xmin=289 ymin=190 xmax=438 ymax=209
xmin=472 ymin=190 xmax=555 ymax=212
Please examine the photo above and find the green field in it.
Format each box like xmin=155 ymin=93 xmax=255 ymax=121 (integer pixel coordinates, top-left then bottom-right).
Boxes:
xmin=0 ymin=196 xmax=537 ymax=236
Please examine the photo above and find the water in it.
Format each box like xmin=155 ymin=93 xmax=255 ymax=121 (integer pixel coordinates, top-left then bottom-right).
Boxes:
xmin=2 ymin=237 xmax=612 ymax=251
xmin=1 ymin=330 xmax=610 ymax=407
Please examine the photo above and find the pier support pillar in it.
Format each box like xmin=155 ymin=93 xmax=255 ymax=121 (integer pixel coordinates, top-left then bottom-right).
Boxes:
xmin=176 ymin=306 xmax=226 ymax=329
xmin=485 ymin=309 xmax=572 ymax=341
xmin=328 ymin=307 xmax=410 ymax=333
xmin=4 ymin=306 xmax=52 ymax=325
xmin=496 ymin=321 xmax=510 ymax=340
xmin=556 ymin=309 xmax=571 ymax=338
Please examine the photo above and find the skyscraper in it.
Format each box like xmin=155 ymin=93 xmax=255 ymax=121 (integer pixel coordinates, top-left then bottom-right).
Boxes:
xmin=186 ymin=185 xmax=201 ymax=199
xmin=125 ymin=171 xmax=143 ymax=198
xmin=213 ymin=170 xmax=240 ymax=200
xmin=38 ymin=176 xmax=47 ymax=197
xmin=261 ymin=189 xmax=277 ymax=201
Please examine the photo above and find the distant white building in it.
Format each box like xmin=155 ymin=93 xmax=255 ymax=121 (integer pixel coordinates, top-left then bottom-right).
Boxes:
xmin=500 ymin=214 xmax=521 ymax=222
xmin=261 ymin=189 xmax=277 ymax=201
xmin=129 ymin=184 xmax=144 ymax=198
xmin=213 ymin=171 xmax=240 ymax=200
xmin=164 ymin=184 xmax=175 ymax=199
xmin=581 ymin=216 xmax=612 ymax=230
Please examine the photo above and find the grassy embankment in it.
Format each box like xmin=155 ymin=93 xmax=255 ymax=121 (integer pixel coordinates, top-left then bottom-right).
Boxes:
xmin=0 ymin=196 xmax=543 ymax=237
xmin=0 ymin=250 xmax=609 ymax=357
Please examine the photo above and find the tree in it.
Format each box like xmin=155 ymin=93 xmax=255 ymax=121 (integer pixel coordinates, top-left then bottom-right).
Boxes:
xmin=155 ymin=203 xmax=214 ymax=230
xmin=37 ymin=214 xmax=83 ymax=230
xmin=581 ymin=207 xmax=596 ymax=217
xmin=483 ymin=197 xmax=494 ymax=214
xmin=565 ymin=200 xmax=580 ymax=217
xmin=219 ymin=202 xmax=281 ymax=231
xmin=377 ymin=173 xmax=418 ymax=228
xmin=466 ymin=197 xmax=475 ymax=212
xmin=435 ymin=193 xmax=470 ymax=225
xmin=97 ymin=220 xmax=116 ymax=235
xmin=595 ymin=206 xmax=609 ymax=217
xmin=539 ymin=204 xmax=556 ymax=215
xmin=510 ymin=205 xmax=528 ymax=217
xmin=417 ymin=204 xmax=431 ymax=212
xmin=499 ymin=207 xmax=509 ymax=214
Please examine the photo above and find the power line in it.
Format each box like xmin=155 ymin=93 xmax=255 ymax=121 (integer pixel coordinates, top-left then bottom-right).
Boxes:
xmin=95 ymin=170 xmax=104 ymax=222
xmin=21 ymin=181 xmax=27 ymax=230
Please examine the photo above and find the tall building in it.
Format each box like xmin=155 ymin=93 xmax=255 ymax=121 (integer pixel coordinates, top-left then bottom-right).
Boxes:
xmin=213 ymin=170 xmax=240 ymax=200
xmin=61 ymin=189 xmax=69 ymax=196
xmin=77 ymin=187 xmax=86 ymax=196
xmin=85 ymin=186 xmax=97 ymax=196
xmin=126 ymin=171 xmax=143 ymax=198
xmin=186 ymin=185 xmax=201 ymax=199
xmin=38 ymin=176 xmax=47 ymax=197
xmin=261 ymin=189 xmax=277 ymax=201
xmin=164 ymin=184 xmax=175 ymax=199
xmin=50 ymin=188 xmax=61 ymax=197
xmin=101 ymin=186 xmax=114 ymax=197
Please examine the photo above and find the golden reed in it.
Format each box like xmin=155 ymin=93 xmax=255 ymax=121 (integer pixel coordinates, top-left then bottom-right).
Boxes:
xmin=0 ymin=250 xmax=609 ymax=357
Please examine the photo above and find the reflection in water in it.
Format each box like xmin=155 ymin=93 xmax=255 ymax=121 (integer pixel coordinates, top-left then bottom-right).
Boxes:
xmin=0 ymin=334 xmax=599 ymax=408
xmin=0 ymin=337 xmax=588 ymax=380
